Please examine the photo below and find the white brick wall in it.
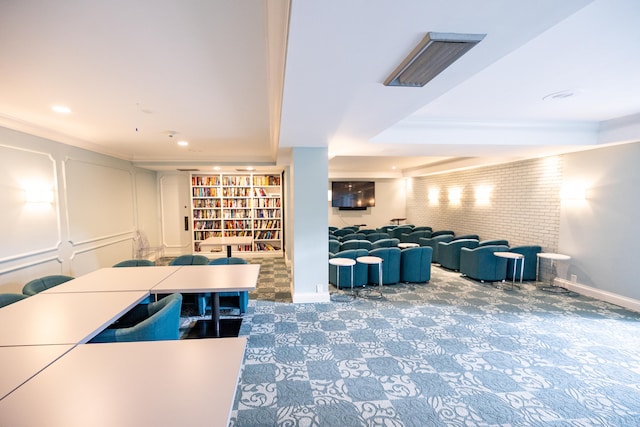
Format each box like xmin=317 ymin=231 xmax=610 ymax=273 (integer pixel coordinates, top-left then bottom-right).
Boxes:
xmin=406 ymin=156 xmax=563 ymax=253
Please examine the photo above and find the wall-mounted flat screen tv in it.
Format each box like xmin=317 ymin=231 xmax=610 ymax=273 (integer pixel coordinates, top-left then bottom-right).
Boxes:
xmin=331 ymin=181 xmax=375 ymax=209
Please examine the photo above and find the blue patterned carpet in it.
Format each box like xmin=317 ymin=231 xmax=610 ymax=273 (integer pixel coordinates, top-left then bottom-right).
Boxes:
xmin=228 ymin=259 xmax=640 ymax=426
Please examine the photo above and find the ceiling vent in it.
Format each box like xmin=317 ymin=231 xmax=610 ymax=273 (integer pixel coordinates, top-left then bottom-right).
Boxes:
xmin=176 ymin=168 xmax=200 ymax=172
xmin=384 ymin=32 xmax=486 ymax=87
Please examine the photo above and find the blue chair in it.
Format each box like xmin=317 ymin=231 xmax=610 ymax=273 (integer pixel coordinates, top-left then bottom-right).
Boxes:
xmin=340 ymin=240 xmax=373 ymax=251
xmin=507 ymin=245 xmax=542 ymax=281
xmin=400 ymin=247 xmax=433 ymax=283
xmin=329 ymin=249 xmax=369 ymax=289
xmin=367 ymin=247 xmax=401 ymax=285
xmin=113 ymin=259 xmax=155 ymax=267
xmin=339 ymin=233 xmax=365 ymax=242
xmin=358 ymin=229 xmax=377 ymax=235
xmin=341 ymin=226 xmax=360 ymax=232
xmin=169 ymin=255 xmax=209 ymax=266
xmin=365 ymin=232 xmax=390 ymax=243
xmin=0 ymin=293 xmax=28 ymax=308
xmin=200 ymin=257 xmax=250 ymax=315
xmin=452 ymin=234 xmax=480 ymax=241
xmin=22 ymin=275 xmax=74 ymax=296
xmin=419 ymin=234 xmax=454 ymax=263
xmin=431 ymin=230 xmax=455 ymax=238
xmin=400 ymin=230 xmax=432 ymax=243
xmin=412 ymin=226 xmax=433 ymax=233
xmin=328 ymin=226 xmax=338 ymax=233
xmin=438 ymin=239 xmax=480 ymax=271
xmin=333 ymin=228 xmax=353 ymax=238
xmin=371 ymin=238 xmax=399 ymax=249
xmin=329 ymin=239 xmax=341 ymax=254
xmin=460 ymin=245 xmax=510 ymax=282
xmin=389 ymin=225 xmax=413 ymax=240
xmin=90 ymin=293 xmax=183 ymax=343
xmin=376 ymin=225 xmax=396 ymax=233
xmin=479 ymin=239 xmax=509 ymax=247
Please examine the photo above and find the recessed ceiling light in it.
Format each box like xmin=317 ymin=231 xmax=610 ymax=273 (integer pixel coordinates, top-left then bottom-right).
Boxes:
xmin=177 ymin=140 xmax=188 ymax=147
xmin=213 ymin=166 xmax=221 ymax=171
xmin=391 ymin=165 xmax=397 ymax=170
xmin=51 ymin=105 xmax=71 ymax=114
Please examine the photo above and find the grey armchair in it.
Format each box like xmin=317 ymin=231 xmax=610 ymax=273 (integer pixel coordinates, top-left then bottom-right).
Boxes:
xmin=90 ymin=293 xmax=183 ymax=343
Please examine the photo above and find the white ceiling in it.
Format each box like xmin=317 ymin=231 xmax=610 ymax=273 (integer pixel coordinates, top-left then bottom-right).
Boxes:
xmin=1 ymin=0 xmax=639 ymax=178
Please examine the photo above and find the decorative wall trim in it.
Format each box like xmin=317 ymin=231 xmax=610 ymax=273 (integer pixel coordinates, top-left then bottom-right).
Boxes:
xmin=292 ymin=291 xmax=330 ymax=304
xmin=0 ymin=255 xmax=61 ymax=275
xmin=69 ymin=230 xmax=133 ymax=247
xmin=71 ymin=233 xmax=133 ymax=254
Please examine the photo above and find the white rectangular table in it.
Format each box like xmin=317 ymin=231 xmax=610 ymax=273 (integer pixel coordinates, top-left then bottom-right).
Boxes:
xmin=42 ymin=266 xmax=181 ymax=293
xmin=0 ymin=345 xmax=74 ymax=400
xmin=0 ymin=291 xmax=149 ymax=346
xmin=152 ymin=264 xmax=260 ymax=337
xmin=0 ymin=338 xmax=247 ymax=427
xmin=199 ymin=235 xmax=253 ymax=257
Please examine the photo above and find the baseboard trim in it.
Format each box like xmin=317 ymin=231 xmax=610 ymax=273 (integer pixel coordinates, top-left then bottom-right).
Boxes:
xmin=555 ymin=278 xmax=640 ymax=313
xmin=292 ymin=291 xmax=330 ymax=304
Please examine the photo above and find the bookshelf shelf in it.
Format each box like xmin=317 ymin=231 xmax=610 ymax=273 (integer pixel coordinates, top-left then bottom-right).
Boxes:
xmin=190 ymin=172 xmax=283 ymax=254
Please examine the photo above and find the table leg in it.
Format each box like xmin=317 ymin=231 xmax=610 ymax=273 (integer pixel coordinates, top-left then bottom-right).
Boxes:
xmin=350 ymin=264 xmax=354 ymax=296
xmin=226 ymin=245 xmax=232 ymax=258
xmin=378 ymin=262 xmax=383 ymax=297
xmin=519 ymin=257 xmax=525 ymax=285
xmin=212 ymin=292 xmax=221 ymax=337
xmin=511 ymin=260 xmax=517 ymax=289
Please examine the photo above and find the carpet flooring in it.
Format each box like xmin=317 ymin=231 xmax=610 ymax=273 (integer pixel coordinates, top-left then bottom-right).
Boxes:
xmin=224 ymin=257 xmax=640 ymax=427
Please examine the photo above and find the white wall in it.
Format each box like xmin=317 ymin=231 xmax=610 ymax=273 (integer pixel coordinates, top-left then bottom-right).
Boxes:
xmin=0 ymin=126 xmax=158 ymax=293
xmin=328 ymin=178 xmax=407 ymax=230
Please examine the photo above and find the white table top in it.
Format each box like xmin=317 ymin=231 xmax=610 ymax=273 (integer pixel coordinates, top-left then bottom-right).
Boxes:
xmin=0 ymin=344 xmax=74 ymax=400
xmin=398 ymin=242 xmax=419 ymax=249
xmin=151 ymin=264 xmax=260 ymax=293
xmin=42 ymin=266 xmax=181 ymax=293
xmin=537 ymin=252 xmax=571 ymax=261
xmin=494 ymin=251 xmax=524 ymax=260
xmin=0 ymin=291 xmax=149 ymax=346
xmin=0 ymin=338 xmax=247 ymax=427
xmin=356 ymin=256 xmax=383 ymax=265
xmin=200 ymin=235 xmax=253 ymax=247
xmin=329 ymin=258 xmax=356 ymax=266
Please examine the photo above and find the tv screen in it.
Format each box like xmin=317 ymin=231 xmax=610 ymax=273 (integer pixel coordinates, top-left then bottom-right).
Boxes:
xmin=331 ymin=181 xmax=375 ymax=209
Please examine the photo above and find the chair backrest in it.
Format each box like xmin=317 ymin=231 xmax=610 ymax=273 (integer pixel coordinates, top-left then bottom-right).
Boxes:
xmin=113 ymin=259 xmax=155 ymax=267
xmin=431 ymin=230 xmax=455 ymax=238
xmin=411 ymin=226 xmax=433 ymax=233
xmin=328 ymin=226 xmax=338 ymax=232
xmin=366 ymin=232 xmax=390 ymax=243
xmin=22 ymin=275 xmax=74 ymax=296
xmin=401 ymin=230 xmax=432 ymax=243
xmin=389 ymin=226 xmax=413 ymax=239
xmin=91 ymin=293 xmax=183 ymax=343
xmin=453 ymin=234 xmax=480 ymax=241
xmin=371 ymin=238 xmax=399 ymax=249
xmin=169 ymin=255 xmax=209 ymax=265
xmin=0 ymin=293 xmax=28 ymax=308
xmin=208 ymin=256 xmax=248 ymax=265
xmin=341 ymin=226 xmax=360 ymax=232
xmin=329 ymin=239 xmax=341 ymax=254
xmin=358 ymin=229 xmax=377 ymax=235
xmin=332 ymin=228 xmax=353 ymax=237
xmin=339 ymin=233 xmax=365 ymax=242
xmin=340 ymin=240 xmax=373 ymax=251
xmin=479 ymin=239 xmax=509 ymax=247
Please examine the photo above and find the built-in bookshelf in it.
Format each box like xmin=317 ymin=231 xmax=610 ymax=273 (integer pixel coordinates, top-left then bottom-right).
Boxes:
xmin=190 ymin=173 xmax=283 ymax=255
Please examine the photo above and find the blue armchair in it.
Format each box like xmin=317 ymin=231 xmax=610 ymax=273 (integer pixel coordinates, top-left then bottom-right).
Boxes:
xmin=329 ymin=249 xmax=369 ymax=289
xmin=438 ymin=239 xmax=480 ymax=271
xmin=367 ymin=247 xmax=401 ymax=285
xmin=366 ymin=232 xmax=390 ymax=243
xmin=90 ymin=293 xmax=183 ymax=343
xmin=452 ymin=234 xmax=480 ymax=241
xmin=412 ymin=226 xmax=433 ymax=233
xmin=507 ymin=245 xmax=542 ymax=281
xmin=358 ymin=229 xmax=377 ymax=235
xmin=0 ymin=293 xmax=28 ymax=308
xmin=199 ymin=257 xmax=250 ymax=316
xmin=329 ymin=239 xmax=341 ymax=254
xmin=431 ymin=230 xmax=455 ymax=238
xmin=376 ymin=225 xmax=396 ymax=233
xmin=340 ymin=239 xmax=373 ymax=251
xmin=371 ymin=238 xmax=399 ymax=249
xmin=400 ymin=230 xmax=432 ymax=243
xmin=400 ymin=247 xmax=433 ymax=283
xmin=113 ymin=259 xmax=155 ymax=267
xmin=389 ymin=225 xmax=413 ymax=240
xmin=339 ymin=233 xmax=366 ymax=242
xmin=169 ymin=255 xmax=209 ymax=266
xmin=419 ymin=234 xmax=454 ymax=263
xmin=22 ymin=275 xmax=74 ymax=296
xmin=460 ymin=245 xmax=510 ymax=282
xmin=332 ymin=228 xmax=353 ymax=238
xmin=479 ymin=239 xmax=509 ymax=247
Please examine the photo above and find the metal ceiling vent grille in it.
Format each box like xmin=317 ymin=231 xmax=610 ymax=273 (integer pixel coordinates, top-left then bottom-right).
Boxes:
xmin=384 ymin=32 xmax=486 ymax=87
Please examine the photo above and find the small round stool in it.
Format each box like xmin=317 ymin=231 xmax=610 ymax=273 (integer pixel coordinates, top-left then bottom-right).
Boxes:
xmin=329 ymin=258 xmax=356 ymax=301
xmin=356 ymin=255 xmax=383 ymax=299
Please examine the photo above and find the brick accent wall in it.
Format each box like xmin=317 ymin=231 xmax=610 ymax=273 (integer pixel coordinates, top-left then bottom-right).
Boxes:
xmin=406 ymin=156 xmax=563 ymax=252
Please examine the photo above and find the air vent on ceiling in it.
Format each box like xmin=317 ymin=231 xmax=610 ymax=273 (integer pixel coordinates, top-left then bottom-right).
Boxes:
xmin=384 ymin=32 xmax=486 ymax=87
xmin=176 ymin=168 xmax=200 ymax=172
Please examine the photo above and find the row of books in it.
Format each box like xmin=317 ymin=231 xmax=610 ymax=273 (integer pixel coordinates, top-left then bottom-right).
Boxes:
xmin=193 ymin=210 xmax=221 ymax=219
xmin=224 ymin=220 xmax=252 ymax=229
xmin=193 ymin=199 xmax=221 ymax=208
xmin=255 ymin=242 xmax=281 ymax=251
xmin=254 ymin=230 xmax=280 ymax=239
xmin=192 ymin=187 xmax=218 ymax=197
xmin=222 ymin=188 xmax=251 ymax=197
xmin=254 ymin=209 xmax=280 ymax=218
xmin=254 ymin=220 xmax=281 ymax=229
xmin=254 ymin=198 xmax=281 ymax=208
xmin=192 ymin=176 xmax=220 ymax=186
xmin=253 ymin=176 xmax=281 ymax=186
xmin=194 ymin=220 xmax=221 ymax=230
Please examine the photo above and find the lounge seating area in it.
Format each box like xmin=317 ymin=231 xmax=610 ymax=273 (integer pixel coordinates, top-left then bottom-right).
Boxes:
xmin=329 ymin=224 xmax=545 ymax=291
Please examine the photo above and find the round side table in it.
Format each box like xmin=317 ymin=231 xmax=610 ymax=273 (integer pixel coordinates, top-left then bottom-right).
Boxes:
xmin=493 ymin=252 xmax=524 ymax=290
xmin=536 ymin=253 xmax=571 ymax=293
xmin=329 ymin=258 xmax=356 ymax=301
xmin=356 ymin=256 xmax=383 ymax=299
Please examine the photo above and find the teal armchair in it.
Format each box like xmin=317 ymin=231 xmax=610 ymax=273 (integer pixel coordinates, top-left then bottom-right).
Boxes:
xmin=113 ymin=259 xmax=155 ymax=267
xmin=419 ymin=234 xmax=454 ymax=263
xmin=0 ymin=293 xmax=28 ymax=308
xmin=22 ymin=275 xmax=74 ymax=296
xmin=367 ymin=247 xmax=401 ymax=285
xmin=507 ymin=245 xmax=542 ymax=281
xmin=340 ymin=239 xmax=373 ymax=251
xmin=199 ymin=257 xmax=250 ymax=315
xmin=329 ymin=249 xmax=369 ymax=289
xmin=460 ymin=245 xmax=510 ymax=282
xmin=400 ymin=247 xmax=432 ymax=283
xmin=90 ymin=293 xmax=183 ymax=343
xmin=438 ymin=239 xmax=480 ymax=271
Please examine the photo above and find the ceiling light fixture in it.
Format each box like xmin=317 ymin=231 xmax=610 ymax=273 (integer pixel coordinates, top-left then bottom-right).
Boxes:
xmin=384 ymin=32 xmax=486 ymax=87
xmin=51 ymin=105 xmax=71 ymax=114
xmin=177 ymin=140 xmax=188 ymax=147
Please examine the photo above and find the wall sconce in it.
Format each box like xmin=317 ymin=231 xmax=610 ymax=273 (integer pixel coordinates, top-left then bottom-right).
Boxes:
xmin=25 ymin=188 xmax=54 ymax=204
xmin=428 ymin=188 xmax=439 ymax=205
xmin=560 ymin=182 xmax=587 ymax=201
xmin=475 ymin=185 xmax=492 ymax=205
xmin=327 ymin=189 xmax=332 ymax=202
xmin=448 ymin=188 xmax=462 ymax=205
